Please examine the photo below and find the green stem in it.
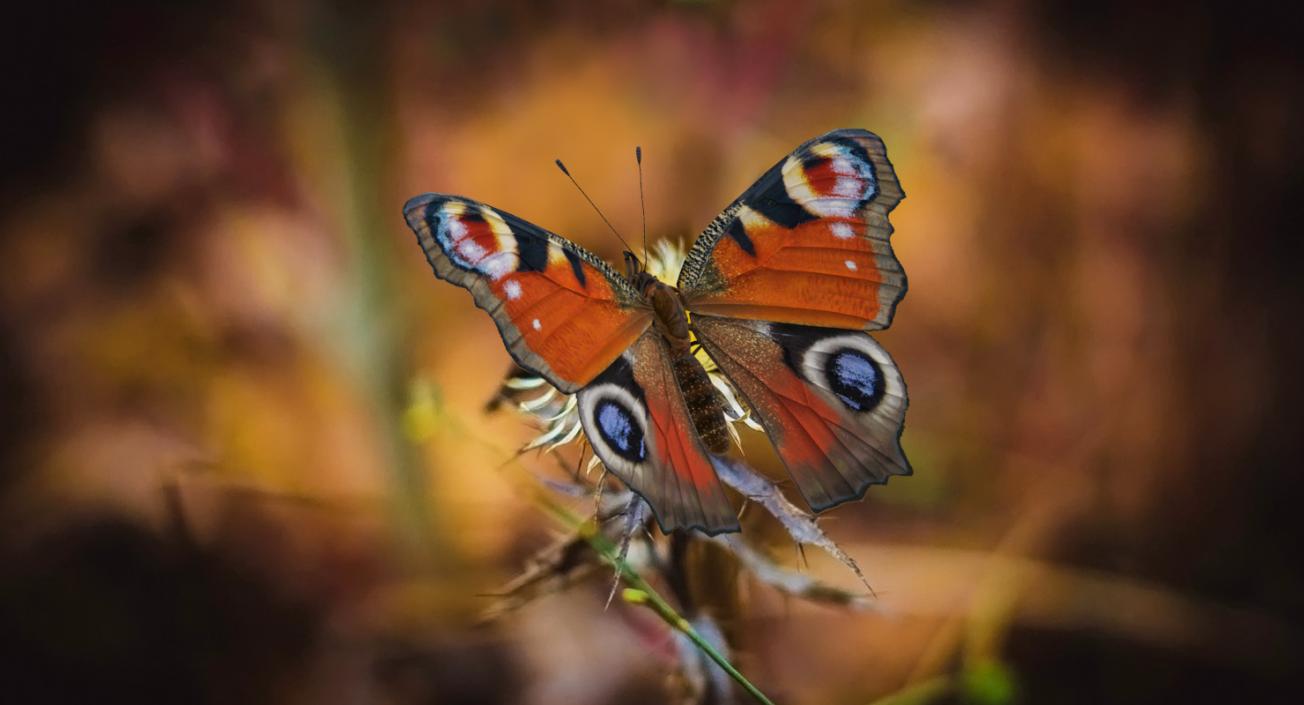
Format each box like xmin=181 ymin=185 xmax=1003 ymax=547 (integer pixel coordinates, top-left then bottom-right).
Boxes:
xmin=534 ymin=494 xmax=777 ymax=705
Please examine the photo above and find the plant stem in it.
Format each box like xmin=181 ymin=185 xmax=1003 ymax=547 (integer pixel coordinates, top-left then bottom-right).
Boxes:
xmin=533 ymin=494 xmax=777 ymax=705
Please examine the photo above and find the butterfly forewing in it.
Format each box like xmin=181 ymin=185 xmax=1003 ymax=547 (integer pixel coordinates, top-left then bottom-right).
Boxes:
xmin=405 ymin=194 xmax=651 ymax=393
xmin=678 ymin=129 xmax=906 ymax=331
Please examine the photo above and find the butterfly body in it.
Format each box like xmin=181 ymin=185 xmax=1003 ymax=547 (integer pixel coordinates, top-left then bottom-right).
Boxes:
xmin=630 ymin=273 xmax=732 ymax=454
xmin=638 ymin=273 xmax=692 ymax=349
xmin=406 ymin=129 xmax=910 ymax=535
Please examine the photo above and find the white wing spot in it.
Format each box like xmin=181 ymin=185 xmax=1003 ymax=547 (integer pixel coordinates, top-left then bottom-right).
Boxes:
xmin=532 ymin=318 xmax=542 ymax=331
xmin=445 ymin=216 xmax=467 ymax=239
xmin=480 ymin=253 xmax=516 ymax=280
xmin=835 ymin=176 xmax=862 ymax=197
xmin=832 ymin=222 xmax=854 ymax=239
xmin=504 ymin=279 xmax=522 ymax=300
xmin=456 ymin=238 xmax=486 ymax=263
xmin=844 ymin=259 xmax=858 ymax=271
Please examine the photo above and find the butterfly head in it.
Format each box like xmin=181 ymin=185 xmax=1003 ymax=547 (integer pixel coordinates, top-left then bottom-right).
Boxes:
xmin=623 ymin=250 xmax=647 ymax=280
xmin=621 ymin=249 xmax=641 ymax=275
xmin=627 ymin=254 xmax=669 ymax=303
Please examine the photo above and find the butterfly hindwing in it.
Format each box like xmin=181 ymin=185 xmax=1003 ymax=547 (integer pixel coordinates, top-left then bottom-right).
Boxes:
xmin=693 ymin=315 xmax=910 ymax=512
xmin=577 ymin=331 xmax=739 ymax=535
xmin=678 ymin=129 xmax=906 ymax=330
xmin=405 ymin=194 xmax=651 ymax=393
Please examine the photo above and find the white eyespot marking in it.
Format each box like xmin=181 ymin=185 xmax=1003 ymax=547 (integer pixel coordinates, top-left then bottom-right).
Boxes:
xmin=456 ymin=238 xmax=486 ymax=263
xmin=532 ymin=318 xmax=542 ymax=331
xmin=480 ymin=252 xmax=516 ymax=280
xmin=435 ymin=200 xmax=523 ymax=277
xmin=800 ymin=333 xmax=906 ymax=418
xmin=445 ymin=216 xmax=467 ymax=239
xmin=780 ymin=141 xmax=879 ymax=219
xmin=835 ymin=177 xmax=862 ymax=197
xmin=831 ymin=222 xmax=854 ymax=239
xmin=578 ymin=382 xmax=655 ymax=476
xmin=504 ymin=279 xmax=522 ymax=300
xmin=435 ymin=206 xmax=474 ymax=269
xmin=844 ymin=259 xmax=858 ymax=271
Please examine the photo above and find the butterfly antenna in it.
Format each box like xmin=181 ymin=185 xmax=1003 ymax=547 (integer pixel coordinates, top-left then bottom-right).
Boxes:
xmin=636 ymin=146 xmax=648 ymax=263
xmin=554 ymin=158 xmax=636 ymax=257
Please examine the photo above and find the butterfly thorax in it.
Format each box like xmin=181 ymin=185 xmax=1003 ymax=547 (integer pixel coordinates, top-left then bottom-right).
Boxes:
xmin=639 ymin=276 xmax=692 ymax=351
xmin=637 ymin=274 xmax=731 ymax=454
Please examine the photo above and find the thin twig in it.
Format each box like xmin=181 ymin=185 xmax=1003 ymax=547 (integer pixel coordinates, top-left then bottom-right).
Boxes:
xmin=532 ymin=491 xmax=778 ymax=705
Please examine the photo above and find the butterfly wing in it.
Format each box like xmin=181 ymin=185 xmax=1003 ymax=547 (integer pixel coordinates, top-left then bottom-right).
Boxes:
xmin=693 ymin=315 xmax=910 ymax=512
xmin=405 ymin=194 xmax=651 ymax=393
xmin=577 ymin=331 xmax=739 ymax=535
xmin=677 ymin=129 xmax=906 ymax=330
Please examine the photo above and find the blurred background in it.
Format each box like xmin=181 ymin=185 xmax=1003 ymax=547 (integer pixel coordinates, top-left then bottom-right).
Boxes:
xmin=1 ymin=1 xmax=1301 ymax=703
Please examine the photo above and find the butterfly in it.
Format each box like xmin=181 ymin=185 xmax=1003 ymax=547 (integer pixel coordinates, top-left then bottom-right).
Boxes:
xmin=404 ymin=129 xmax=909 ymax=535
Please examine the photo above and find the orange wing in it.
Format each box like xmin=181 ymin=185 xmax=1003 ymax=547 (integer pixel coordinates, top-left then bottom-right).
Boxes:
xmin=678 ymin=129 xmax=906 ymax=330
xmin=694 ymin=315 xmax=910 ymax=512
xmin=576 ymin=332 xmax=738 ymax=534
xmin=405 ymin=194 xmax=651 ymax=393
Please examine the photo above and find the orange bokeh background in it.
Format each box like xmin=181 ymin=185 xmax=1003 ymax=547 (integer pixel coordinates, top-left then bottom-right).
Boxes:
xmin=1 ymin=2 xmax=1300 ymax=704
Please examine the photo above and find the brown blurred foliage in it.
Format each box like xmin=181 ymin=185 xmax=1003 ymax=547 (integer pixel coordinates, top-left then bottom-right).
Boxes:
xmin=1 ymin=1 xmax=1301 ymax=704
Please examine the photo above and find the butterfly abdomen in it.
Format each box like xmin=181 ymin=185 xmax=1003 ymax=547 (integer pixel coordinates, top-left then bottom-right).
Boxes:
xmin=640 ymin=276 xmax=730 ymax=455
xmin=671 ymin=350 xmax=730 ymax=454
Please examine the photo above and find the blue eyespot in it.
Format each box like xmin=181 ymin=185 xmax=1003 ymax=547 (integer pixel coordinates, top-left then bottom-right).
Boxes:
xmin=596 ymin=400 xmax=647 ymax=462
xmin=827 ymin=349 xmax=883 ymax=412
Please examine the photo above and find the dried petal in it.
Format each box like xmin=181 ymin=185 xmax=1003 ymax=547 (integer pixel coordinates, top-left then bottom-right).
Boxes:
xmin=711 ymin=456 xmax=872 ymax=593
xmin=711 ymin=534 xmax=873 ymax=608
